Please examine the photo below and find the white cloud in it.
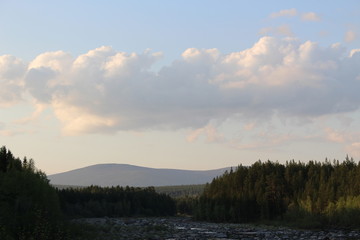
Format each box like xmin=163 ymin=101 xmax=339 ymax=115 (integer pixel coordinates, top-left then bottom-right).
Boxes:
xmin=29 ymin=51 xmax=73 ymax=72
xmin=276 ymin=25 xmax=294 ymax=36
xmin=0 ymin=37 xmax=359 ymax=135
xmin=350 ymin=49 xmax=360 ymax=57
xmin=0 ymin=55 xmax=27 ymax=79
xmin=53 ymin=100 xmax=119 ymax=135
xmin=269 ymin=9 xmax=320 ymax=22
xmin=301 ymin=12 xmax=321 ymax=21
xmin=270 ymin=8 xmax=298 ymax=18
xmin=0 ymin=55 xmax=27 ymax=107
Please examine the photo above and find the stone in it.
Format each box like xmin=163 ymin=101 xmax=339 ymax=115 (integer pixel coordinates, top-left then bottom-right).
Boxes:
xmin=72 ymin=217 xmax=360 ymax=240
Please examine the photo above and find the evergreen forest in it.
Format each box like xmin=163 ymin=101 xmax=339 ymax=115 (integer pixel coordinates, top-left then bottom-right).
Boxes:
xmin=0 ymin=146 xmax=175 ymax=240
xmin=195 ymin=158 xmax=360 ymax=227
xmin=57 ymin=185 xmax=176 ymax=218
xmin=0 ymin=146 xmax=64 ymax=239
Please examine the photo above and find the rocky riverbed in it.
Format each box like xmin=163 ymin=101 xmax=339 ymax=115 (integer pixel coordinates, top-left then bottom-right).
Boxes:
xmin=73 ymin=217 xmax=360 ymax=240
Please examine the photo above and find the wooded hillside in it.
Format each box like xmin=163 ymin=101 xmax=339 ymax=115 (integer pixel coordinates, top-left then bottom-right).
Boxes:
xmin=195 ymin=157 xmax=360 ymax=227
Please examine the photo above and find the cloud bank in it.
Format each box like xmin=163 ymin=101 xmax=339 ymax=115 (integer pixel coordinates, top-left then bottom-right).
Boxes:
xmin=1 ymin=37 xmax=360 ymax=135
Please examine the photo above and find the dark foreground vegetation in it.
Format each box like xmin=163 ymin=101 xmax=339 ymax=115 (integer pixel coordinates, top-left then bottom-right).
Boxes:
xmin=196 ymin=158 xmax=360 ymax=228
xmin=0 ymin=146 xmax=64 ymax=239
xmin=57 ymin=185 xmax=176 ymax=218
xmin=0 ymin=146 xmax=175 ymax=239
xmin=2 ymin=145 xmax=360 ymax=239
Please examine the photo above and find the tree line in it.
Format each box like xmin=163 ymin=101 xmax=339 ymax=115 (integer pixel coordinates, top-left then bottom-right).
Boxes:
xmin=154 ymin=184 xmax=205 ymax=198
xmin=195 ymin=157 xmax=360 ymax=227
xmin=57 ymin=185 xmax=176 ymax=218
xmin=0 ymin=146 xmax=64 ymax=240
xmin=0 ymin=146 xmax=176 ymax=240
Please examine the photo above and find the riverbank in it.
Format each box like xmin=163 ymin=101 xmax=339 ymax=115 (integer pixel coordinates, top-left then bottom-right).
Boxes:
xmin=72 ymin=217 xmax=360 ymax=240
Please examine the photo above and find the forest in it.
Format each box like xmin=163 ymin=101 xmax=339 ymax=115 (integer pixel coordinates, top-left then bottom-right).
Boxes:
xmin=0 ymin=146 xmax=175 ymax=240
xmin=2 ymin=145 xmax=360 ymax=239
xmin=57 ymin=185 xmax=176 ymax=218
xmin=0 ymin=146 xmax=64 ymax=239
xmin=195 ymin=158 xmax=360 ymax=227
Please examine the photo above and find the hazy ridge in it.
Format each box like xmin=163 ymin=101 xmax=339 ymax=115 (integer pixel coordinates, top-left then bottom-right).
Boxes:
xmin=48 ymin=164 xmax=231 ymax=187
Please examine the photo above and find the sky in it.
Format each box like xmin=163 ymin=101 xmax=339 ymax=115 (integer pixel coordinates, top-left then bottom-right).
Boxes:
xmin=0 ymin=1 xmax=360 ymax=174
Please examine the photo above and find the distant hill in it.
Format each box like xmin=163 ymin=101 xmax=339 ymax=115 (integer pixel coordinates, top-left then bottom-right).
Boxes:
xmin=48 ymin=164 xmax=231 ymax=187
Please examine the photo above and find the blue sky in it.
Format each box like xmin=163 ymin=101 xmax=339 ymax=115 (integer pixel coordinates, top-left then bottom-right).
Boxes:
xmin=0 ymin=1 xmax=359 ymax=174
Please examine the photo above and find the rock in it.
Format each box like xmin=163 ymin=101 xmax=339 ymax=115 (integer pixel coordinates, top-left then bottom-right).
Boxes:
xmin=72 ymin=217 xmax=360 ymax=240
